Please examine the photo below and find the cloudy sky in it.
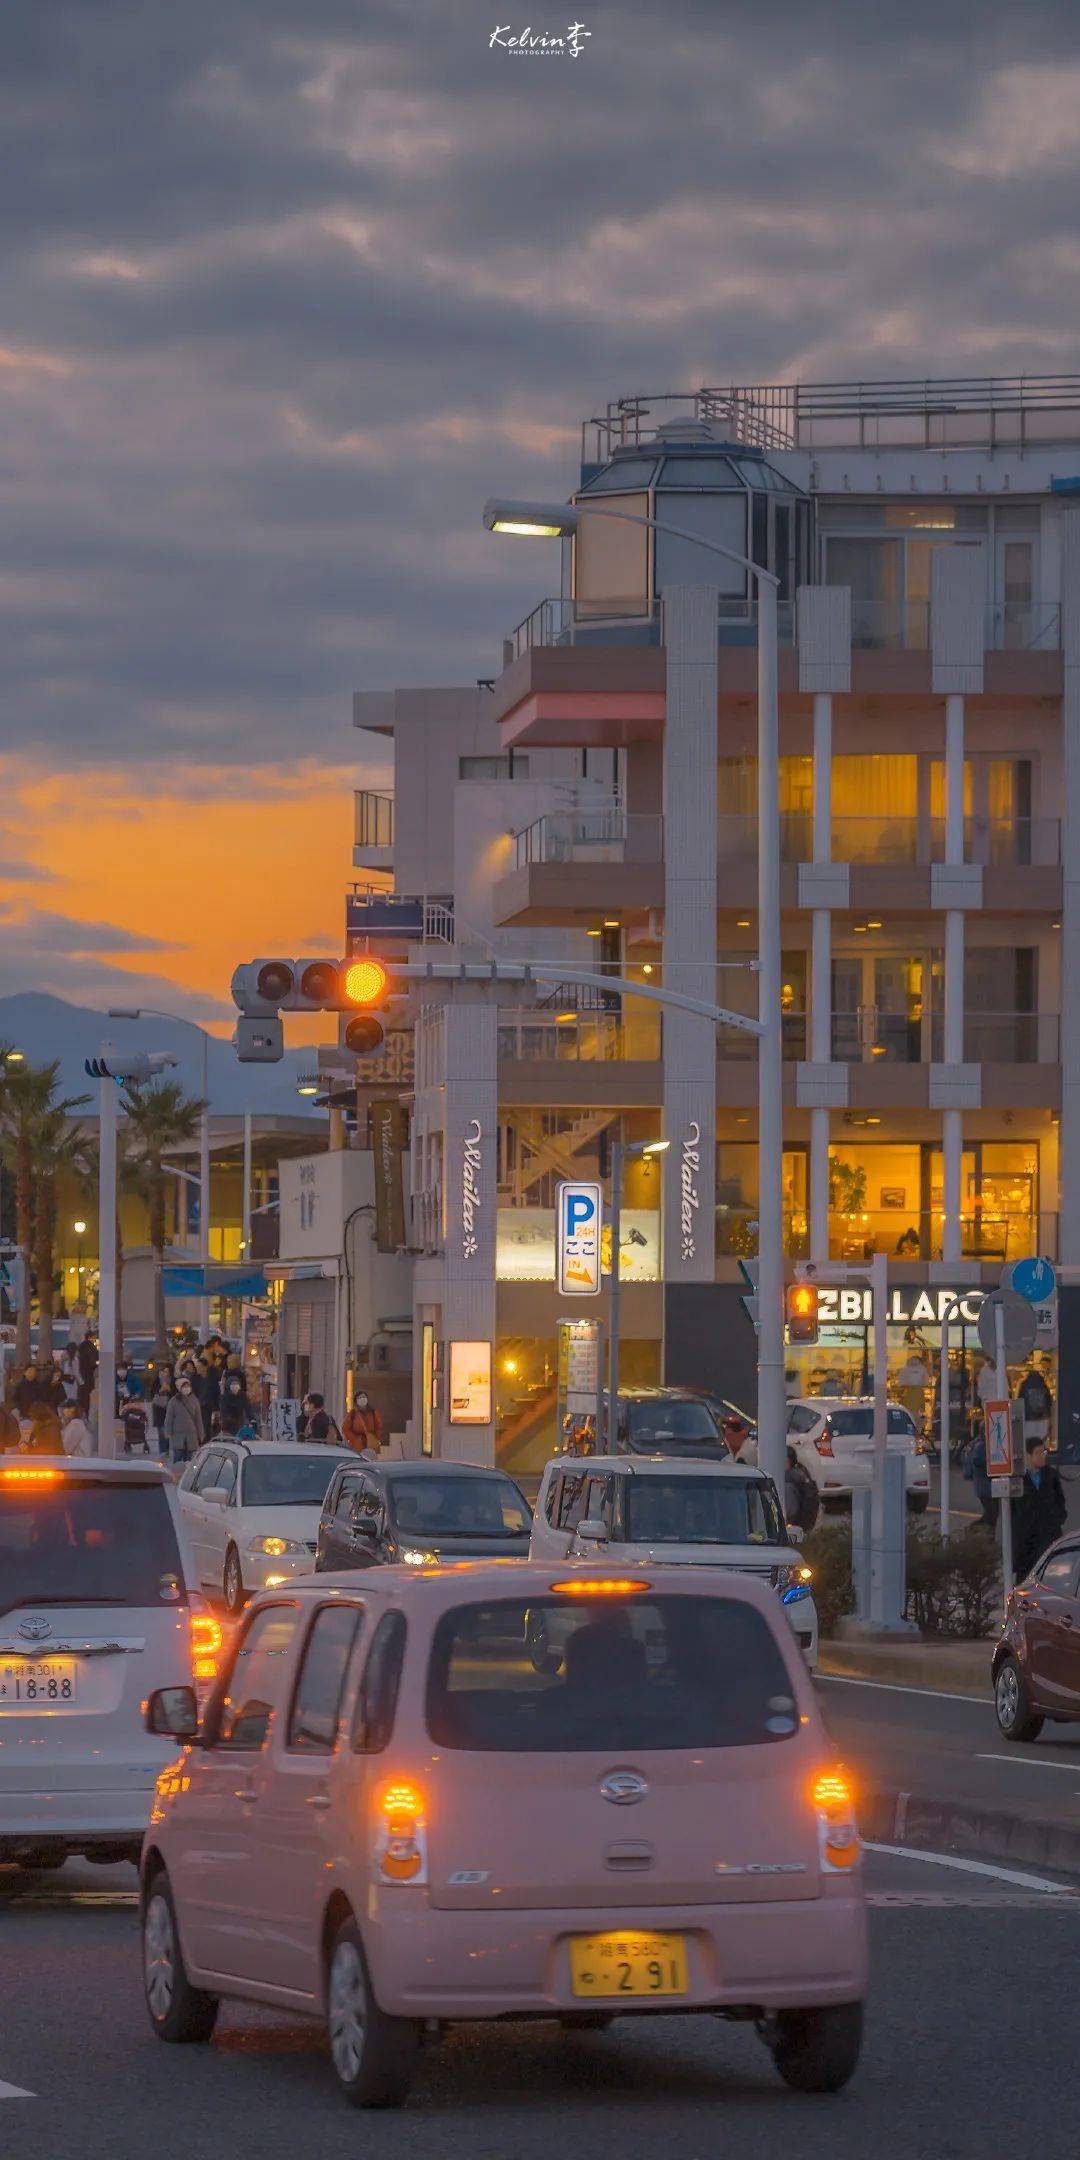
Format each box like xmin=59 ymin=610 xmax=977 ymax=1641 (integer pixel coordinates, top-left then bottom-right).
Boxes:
xmin=3 ymin=0 xmax=1080 ymax=1027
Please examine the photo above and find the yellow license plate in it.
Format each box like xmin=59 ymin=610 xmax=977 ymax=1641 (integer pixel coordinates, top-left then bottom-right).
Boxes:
xmin=570 ymin=1931 xmax=688 ymax=1999
xmin=0 ymin=1657 xmax=78 ymax=1707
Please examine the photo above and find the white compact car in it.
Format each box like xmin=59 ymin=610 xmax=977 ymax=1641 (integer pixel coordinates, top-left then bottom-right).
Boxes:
xmin=178 ymin=1440 xmax=356 ymax=1611
xmin=0 ymin=1456 xmax=221 ymax=1869
xmin=531 ymin=1454 xmax=818 ymax=1666
xmin=785 ymin=1398 xmax=930 ymax=1513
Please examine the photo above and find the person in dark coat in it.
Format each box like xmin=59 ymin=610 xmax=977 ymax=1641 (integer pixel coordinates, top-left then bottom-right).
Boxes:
xmin=784 ymin=1446 xmax=820 ymax=1533
xmin=13 ymin=1364 xmax=47 ymax=1417
xmin=217 ymin=1371 xmax=251 ymax=1435
xmin=963 ymin=1429 xmax=995 ymax=1528
xmin=1012 ymin=1437 xmax=1067 ymax=1581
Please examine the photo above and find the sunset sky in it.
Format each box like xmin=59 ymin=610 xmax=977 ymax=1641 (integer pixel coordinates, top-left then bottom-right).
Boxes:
xmin=5 ymin=0 xmax=1080 ymax=1038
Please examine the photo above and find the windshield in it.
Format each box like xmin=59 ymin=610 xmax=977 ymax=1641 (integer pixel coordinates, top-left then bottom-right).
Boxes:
xmin=625 ymin=1399 xmax=723 ymax=1446
xmin=240 ymin=1453 xmax=342 ymax=1508
xmin=427 ymin=1595 xmax=798 ymax=1753
xmin=625 ymin=1475 xmax=785 ymax=1546
xmin=0 ymin=1478 xmax=185 ymax=1611
xmin=827 ymin=1407 xmax=916 ymax=1438
xmin=388 ymin=1474 xmax=530 ymax=1539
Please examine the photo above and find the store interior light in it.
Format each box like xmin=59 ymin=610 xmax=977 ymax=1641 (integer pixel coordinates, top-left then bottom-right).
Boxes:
xmin=603 ymin=919 xmax=619 ymax=929
xmin=736 ymin=918 xmax=751 ymax=929
xmin=642 ymin=1139 xmax=671 ymax=1155
xmin=641 ymin=963 xmax=654 ymax=975
xmin=586 ymin=928 xmax=602 ymax=938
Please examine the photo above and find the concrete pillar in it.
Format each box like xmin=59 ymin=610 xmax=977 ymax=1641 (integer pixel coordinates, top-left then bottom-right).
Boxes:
xmin=661 ymin=586 xmax=717 ymax=1285
xmin=796 ymin=585 xmax=851 ymax=1267
xmin=810 ymin=692 xmax=833 ymax=1258
xmin=930 ymin=550 xmax=985 ymax=1272
xmin=1060 ymin=507 xmax=1080 ymax=1265
xmin=440 ymin=998 xmax=499 ymax=1464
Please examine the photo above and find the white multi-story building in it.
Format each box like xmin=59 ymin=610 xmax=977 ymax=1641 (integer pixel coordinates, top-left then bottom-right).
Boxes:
xmin=352 ymin=376 xmax=1080 ymax=1472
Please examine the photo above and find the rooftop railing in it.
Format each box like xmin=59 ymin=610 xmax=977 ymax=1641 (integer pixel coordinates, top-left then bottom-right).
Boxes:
xmin=583 ymin=377 xmax=1080 ymax=462
xmin=510 ymin=592 xmax=1061 ymax=661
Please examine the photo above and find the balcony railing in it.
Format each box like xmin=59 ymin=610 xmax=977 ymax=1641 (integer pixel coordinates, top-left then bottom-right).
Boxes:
xmin=514 ymin=806 xmax=662 ymax=870
xmin=583 ymin=378 xmax=1080 ymax=463
xmin=716 ymin=1206 xmax=1057 ymax=1264
xmin=711 ymin=812 xmax=1061 ymax=868
xmin=831 ymin=1010 xmax=1060 ymax=1065
xmin=511 ymin=589 xmax=1062 ymax=660
xmin=354 ymin=790 xmax=394 ymax=850
xmin=497 ymin=1005 xmax=662 ymax=1062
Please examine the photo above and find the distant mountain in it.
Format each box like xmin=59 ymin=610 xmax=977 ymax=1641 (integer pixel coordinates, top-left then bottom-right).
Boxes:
xmin=0 ymin=993 xmax=324 ymax=1119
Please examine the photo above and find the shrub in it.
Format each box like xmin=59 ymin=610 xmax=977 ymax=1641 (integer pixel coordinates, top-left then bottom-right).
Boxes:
xmin=906 ymin=1521 xmax=1001 ymax=1638
xmin=801 ymin=1519 xmax=856 ymax=1636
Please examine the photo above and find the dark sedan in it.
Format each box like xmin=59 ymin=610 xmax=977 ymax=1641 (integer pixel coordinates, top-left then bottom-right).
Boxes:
xmin=315 ymin=1458 xmax=532 ymax=1571
xmin=992 ymin=1535 xmax=1080 ymax=1741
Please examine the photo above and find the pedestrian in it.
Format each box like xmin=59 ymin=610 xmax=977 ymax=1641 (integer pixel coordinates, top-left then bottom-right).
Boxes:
xmin=76 ymin=1333 xmax=97 ymax=1412
xmin=299 ymin=1391 xmax=341 ymax=1444
xmin=120 ymin=1392 xmax=151 ymax=1457
xmin=193 ymin=1355 xmax=221 ymax=1429
xmin=217 ymin=1371 xmax=250 ymax=1435
xmin=0 ymin=1399 xmax=20 ymax=1453
xmin=24 ymin=1401 xmax=62 ymax=1455
xmin=723 ymin=1414 xmax=752 ymax=1460
xmin=963 ymin=1427 xmax=995 ymax=1528
xmin=784 ymin=1445 xmax=820 ymax=1534
xmin=1018 ymin=1360 xmax=1054 ymax=1446
xmin=149 ymin=1369 xmax=175 ymax=1457
xmin=163 ymin=1377 xmax=205 ymax=1466
xmin=343 ymin=1389 xmax=384 ymax=1453
xmin=1012 ymin=1436 xmax=1067 ymax=1581
xmin=13 ymin=1363 xmax=47 ymax=1417
xmin=60 ymin=1402 xmax=94 ymax=1457
xmin=115 ymin=1360 xmax=143 ymax=1410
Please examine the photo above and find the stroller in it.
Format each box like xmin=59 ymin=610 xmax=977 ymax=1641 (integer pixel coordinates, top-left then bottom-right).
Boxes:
xmin=120 ymin=1396 xmax=151 ymax=1457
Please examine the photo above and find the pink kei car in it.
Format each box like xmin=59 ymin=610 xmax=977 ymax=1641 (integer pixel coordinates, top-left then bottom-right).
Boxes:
xmin=139 ymin=1561 xmax=867 ymax=2108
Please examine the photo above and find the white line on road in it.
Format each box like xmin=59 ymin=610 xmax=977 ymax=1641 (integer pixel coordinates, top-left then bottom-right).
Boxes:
xmin=976 ymin=1752 xmax=1080 ymax=1772
xmin=0 ymin=2081 xmax=33 ymax=2100
xmin=819 ymin=1674 xmax=991 ymax=1705
xmin=866 ymin=1841 xmax=1078 ymax=1895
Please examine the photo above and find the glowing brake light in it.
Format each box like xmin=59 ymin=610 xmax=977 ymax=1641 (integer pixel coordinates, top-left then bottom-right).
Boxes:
xmin=1 ymin=1466 xmax=64 ymax=1485
xmin=812 ymin=1768 xmax=860 ymax=1872
xmin=813 ymin=1423 xmax=834 ymax=1458
xmin=548 ymin=1578 xmax=650 ymax=1597
xmin=374 ymin=1780 xmax=428 ymax=1886
xmin=189 ymin=1605 xmax=223 ymax=1684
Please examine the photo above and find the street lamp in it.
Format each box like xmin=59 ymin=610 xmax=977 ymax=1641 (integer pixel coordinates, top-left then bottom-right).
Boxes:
xmin=73 ymin=1218 xmax=87 ymax=1294
xmin=485 ymin=494 xmax=786 ymax=1487
xmin=109 ymin=1007 xmax=213 ymax=1336
xmin=608 ymin=1134 xmax=669 ymax=1446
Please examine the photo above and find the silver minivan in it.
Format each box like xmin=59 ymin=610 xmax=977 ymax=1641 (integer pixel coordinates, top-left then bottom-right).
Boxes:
xmin=0 ymin=1457 xmax=219 ymax=1869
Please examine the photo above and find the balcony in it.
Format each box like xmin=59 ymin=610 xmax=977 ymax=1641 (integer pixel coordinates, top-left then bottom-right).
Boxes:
xmin=713 ymin=812 xmax=1061 ymax=868
xmin=346 ymin=885 xmax=454 ymax=942
xmin=847 ymin=599 xmax=1060 ymax=653
xmin=832 ymin=1011 xmax=1060 ymax=1065
xmin=353 ymin=790 xmax=394 ymax=870
xmin=514 ymin=805 xmax=662 ymax=870
xmin=509 ymin=593 xmax=1062 ymax=663
xmin=498 ymin=1002 xmax=662 ymax=1064
xmin=715 ymin=1206 xmax=1058 ymax=1264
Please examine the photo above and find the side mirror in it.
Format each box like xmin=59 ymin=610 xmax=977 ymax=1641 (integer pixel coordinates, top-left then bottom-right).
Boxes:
xmin=145 ymin=1685 xmax=200 ymax=1742
xmin=204 ymin=1485 xmax=231 ymax=1507
xmin=577 ymin=1516 xmax=607 ymax=1544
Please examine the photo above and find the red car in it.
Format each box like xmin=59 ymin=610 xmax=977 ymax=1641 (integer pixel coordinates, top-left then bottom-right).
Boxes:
xmin=992 ymin=1537 xmax=1080 ymax=1742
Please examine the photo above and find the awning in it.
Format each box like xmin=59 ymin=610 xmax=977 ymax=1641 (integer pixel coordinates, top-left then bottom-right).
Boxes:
xmin=161 ymin=1264 xmax=269 ymax=1298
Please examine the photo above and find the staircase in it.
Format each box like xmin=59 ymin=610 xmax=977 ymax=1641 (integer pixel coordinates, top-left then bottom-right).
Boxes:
xmin=506 ymin=1111 xmax=615 ymax=1204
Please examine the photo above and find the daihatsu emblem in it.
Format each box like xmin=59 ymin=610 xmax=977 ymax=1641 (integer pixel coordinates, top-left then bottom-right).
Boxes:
xmin=600 ymin=1770 xmax=648 ymax=1806
xmin=18 ymin=1617 xmax=52 ymax=1642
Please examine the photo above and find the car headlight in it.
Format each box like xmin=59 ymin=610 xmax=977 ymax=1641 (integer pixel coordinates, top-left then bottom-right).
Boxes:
xmin=778 ymin=1563 xmax=814 ymax=1604
xmin=247 ymin=1535 xmax=306 ymax=1557
xmin=400 ymin=1547 xmax=438 ymax=1567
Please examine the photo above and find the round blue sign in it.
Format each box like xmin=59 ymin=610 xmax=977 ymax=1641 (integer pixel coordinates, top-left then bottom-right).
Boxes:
xmin=1010 ymin=1255 xmax=1057 ymax=1304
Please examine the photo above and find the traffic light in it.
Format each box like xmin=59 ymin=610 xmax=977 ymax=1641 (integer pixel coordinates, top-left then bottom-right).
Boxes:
xmin=786 ymin=1280 xmax=819 ymax=1344
xmin=231 ymin=956 xmax=394 ymax=1062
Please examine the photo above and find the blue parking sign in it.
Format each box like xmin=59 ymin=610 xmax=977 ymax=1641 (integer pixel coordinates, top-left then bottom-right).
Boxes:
xmin=1010 ymin=1256 xmax=1057 ymax=1305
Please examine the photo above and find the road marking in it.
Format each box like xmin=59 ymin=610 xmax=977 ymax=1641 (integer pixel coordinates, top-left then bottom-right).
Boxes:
xmin=0 ymin=2081 xmax=33 ymax=2100
xmin=868 ymin=1891 xmax=1080 ymax=1908
xmin=818 ymin=1674 xmax=990 ymax=1705
xmin=976 ymin=1752 xmax=1080 ymax=1772
xmin=866 ymin=1841 xmax=1078 ymax=1895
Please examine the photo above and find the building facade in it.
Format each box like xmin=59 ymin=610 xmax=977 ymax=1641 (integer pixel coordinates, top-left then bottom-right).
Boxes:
xmin=354 ymin=377 xmax=1080 ymax=1471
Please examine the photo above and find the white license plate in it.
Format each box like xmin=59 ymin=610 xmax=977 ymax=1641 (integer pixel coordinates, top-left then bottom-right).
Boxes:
xmin=0 ymin=1658 xmax=78 ymax=1707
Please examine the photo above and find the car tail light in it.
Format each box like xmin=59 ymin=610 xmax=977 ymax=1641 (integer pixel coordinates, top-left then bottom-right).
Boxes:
xmin=0 ymin=1466 xmax=64 ymax=1485
xmin=188 ymin=1597 xmax=223 ymax=1685
xmin=812 ymin=1768 xmax=860 ymax=1871
xmin=813 ymin=1424 xmax=834 ymax=1458
xmin=374 ymin=1780 xmax=428 ymax=1886
xmin=548 ymin=1578 xmax=650 ymax=1596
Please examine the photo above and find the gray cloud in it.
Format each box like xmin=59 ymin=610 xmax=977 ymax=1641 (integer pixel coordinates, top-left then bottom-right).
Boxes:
xmin=4 ymin=0 xmax=1080 ymax=774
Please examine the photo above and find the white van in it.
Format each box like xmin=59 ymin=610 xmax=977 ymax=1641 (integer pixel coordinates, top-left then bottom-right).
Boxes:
xmin=531 ymin=1454 xmax=819 ymax=1666
xmin=0 ymin=1457 xmax=220 ymax=1869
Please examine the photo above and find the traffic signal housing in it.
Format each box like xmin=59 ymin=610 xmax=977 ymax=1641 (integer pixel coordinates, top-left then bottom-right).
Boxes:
xmin=786 ymin=1280 xmax=819 ymax=1345
xmin=231 ymin=956 xmax=395 ymax=1062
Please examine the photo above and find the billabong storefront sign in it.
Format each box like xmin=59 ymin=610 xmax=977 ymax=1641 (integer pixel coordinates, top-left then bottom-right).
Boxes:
xmin=815 ymin=1285 xmax=985 ymax=1327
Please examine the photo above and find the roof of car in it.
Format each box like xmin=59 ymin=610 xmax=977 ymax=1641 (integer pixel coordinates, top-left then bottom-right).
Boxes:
xmin=250 ymin=1556 xmax=790 ymax=1619
xmin=616 ymin=1386 xmax=709 ymax=1401
xmin=369 ymin=1460 xmax=518 ymax=1481
xmin=540 ymin=1453 xmax=764 ymax=1482
xmin=215 ymin=1439 xmax=356 ymax=1458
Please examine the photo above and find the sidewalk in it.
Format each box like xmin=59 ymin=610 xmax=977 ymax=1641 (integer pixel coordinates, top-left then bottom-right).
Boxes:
xmin=819 ymin=1635 xmax=993 ymax=1696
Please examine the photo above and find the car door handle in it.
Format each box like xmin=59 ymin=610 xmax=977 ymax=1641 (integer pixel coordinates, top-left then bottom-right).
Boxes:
xmin=306 ymin=1793 xmax=332 ymax=1811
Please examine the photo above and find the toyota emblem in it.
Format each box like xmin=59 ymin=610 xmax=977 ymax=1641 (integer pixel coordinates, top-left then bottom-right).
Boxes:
xmin=17 ymin=1616 xmax=53 ymax=1642
xmin=600 ymin=1770 xmax=648 ymax=1806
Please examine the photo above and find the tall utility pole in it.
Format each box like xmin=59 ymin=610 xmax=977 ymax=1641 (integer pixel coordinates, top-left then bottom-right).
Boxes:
xmin=109 ymin=1008 xmax=213 ymax=1335
xmin=96 ymin=1073 xmax=118 ymax=1457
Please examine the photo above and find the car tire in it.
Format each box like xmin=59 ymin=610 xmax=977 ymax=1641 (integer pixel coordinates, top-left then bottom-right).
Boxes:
xmin=326 ymin=1914 xmax=419 ymax=2108
xmin=994 ymin=1653 xmax=1044 ymax=1743
xmin=142 ymin=1871 xmax=218 ymax=2045
xmin=768 ymin=2002 xmax=863 ymax=2093
xmin=906 ymin=1493 xmax=929 ymax=1514
xmin=223 ymin=1546 xmax=246 ymax=1615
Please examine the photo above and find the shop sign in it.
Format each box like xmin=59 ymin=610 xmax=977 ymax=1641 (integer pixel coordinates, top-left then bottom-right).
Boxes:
xmin=371 ymin=1099 xmax=408 ymax=1253
xmin=559 ymin=1318 xmax=600 ymax=1407
xmin=815 ymin=1285 xmax=986 ymax=1328
xmin=461 ymin=1119 xmax=482 ymax=1260
xmin=448 ymin=1339 xmax=492 ymax=1425
xmin=557 ymin=1180 xmax=602 ymax=1295
xmin=680 ymin=1122 xmax=701 ymax=1261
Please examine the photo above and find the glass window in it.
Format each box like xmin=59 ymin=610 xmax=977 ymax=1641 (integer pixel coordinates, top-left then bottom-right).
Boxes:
xmin=334 ymin=1475 xmax=361 ymax=1525
xmin=623 ymin=1398 xmax=723 ymax=1449
xmin=825 ymin=537 xmax=902 ymax=645
xmin=788 ymin=1405 xmax=818 ymax=1433
xmin=191 ymin=1449 xmax=224 ymax=1495
xmin=544 ymin=1474 xmax=562 ymax=1526
xmin=240 ymin=1452 xmax=342 ymax=1509
xmin=557 ymin=1471 xmax=588 ymax=1530
xmin=287 ymin=1605 xmax=363 ymax=1754
xmin=352 ymin=1610 xmax=407 ymax=1754
xmin=0 ymin=1477 xmax=186 ymax=1609
xmin=655 ymin=456 xmax=740 ymax=488
xmin=213 ymin=1606 xmax=298 ymax=1751
xmin=458 ymin=755 xmax=529 ymax=779
xmin=574 ymin=492 xmax=649 ymax=618
xmin=625 ymin=1475 xmax=785 ymax=1546
xmin=388 ymin=1473 xmax=530 ymax=1540
xmin=426 ymin=1596 xmax=798 ymax=1753
xmin=214 ymin=1453 xmax=238 ymax=1501
xmin=1038 ymin=1551 xmax=1080 ymax=1597
xmin=582 ymin=1475 xmax=615 ymax=1531
xmin=654 ymin=491 xmax=747 ymax=597
xmin=581 ymin=458 xmax=658 ymax=492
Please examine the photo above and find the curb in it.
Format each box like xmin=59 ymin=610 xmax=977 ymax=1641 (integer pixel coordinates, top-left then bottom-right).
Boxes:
xmin=863 ymin=1787 xmax=1080 ymax=1878
xmin=819 ymin=1644 xmax=992 ymax=1697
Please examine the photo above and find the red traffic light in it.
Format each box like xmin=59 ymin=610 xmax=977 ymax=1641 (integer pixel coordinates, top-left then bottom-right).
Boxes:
xmin=786 ymin=1281 xmax=819 ymax=1344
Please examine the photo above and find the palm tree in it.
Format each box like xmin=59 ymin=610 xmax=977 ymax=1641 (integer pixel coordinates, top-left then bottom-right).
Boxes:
xmin=0 ymin=1060 xmax=88 ymax=1366
xmin=32 ymin=1112 xmax=92 ymax=1361
xmin=121 ymin=1081 xmax=206 ymax=1358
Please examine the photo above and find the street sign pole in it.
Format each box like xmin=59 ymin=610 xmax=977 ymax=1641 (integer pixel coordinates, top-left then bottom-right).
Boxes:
xmin=869 ymin=1250 xmax=889 ymax=1628
xmin=996 ymin=1300 xmax=1014 ymax=1599
xmin=607 ymin=1135 xmax=623 ymax=1449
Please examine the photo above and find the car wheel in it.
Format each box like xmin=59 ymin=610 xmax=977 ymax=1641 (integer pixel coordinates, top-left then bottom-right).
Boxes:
xmin=223 ymin=1546 xmax=246 ymax=1615
xmin=906 ymin=1493 xmax=929 ymax=1514
xmin=142 ymin=1872 xmax=218 ymax=2044
xmin=768 ymin=2002 xmax=863 ymax=2093
xmin=994 ymin=1654 xmax=1044 ymax=1743
xmin=326 ymin=1914 xmax=419 ymax=2108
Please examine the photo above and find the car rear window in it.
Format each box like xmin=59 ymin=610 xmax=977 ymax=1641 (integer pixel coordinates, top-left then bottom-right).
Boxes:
xmin=625 ymin=1476 xmax=784 ymax=1546
xmin=0 ymin=1477 xmax=186 ymax=1610
xmin=389 ymin=1474 xmax=531 ymax=1540
xmin=241 ymin=1453 xmax=342 ymax=1507
xmin=826 ymin=1407 xmax=916 ymax=1437
xmin=625 ymin=1400 xmax=722 ymax=1446
xmin=426 ymin=1595 xmax=798 ymax=1753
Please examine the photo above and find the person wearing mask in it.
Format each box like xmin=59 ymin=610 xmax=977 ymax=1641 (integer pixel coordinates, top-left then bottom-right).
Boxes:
xmin=149 ymin=1370 xmax=175 ymax=1457
xmin=164 ymin=1378 xmax=205 ymax=1467
xmin=343 ymin=1390 xmax=384 ymax=1453
xmin=60 ymin=1402 xmax=94 ymax=1457
xmin=115 ymin=1361 xmax=144 ymax=1410
xmin=1012 ymin=1436 xmax=1067 ymax=1581
xmin=784 ymin=1446 xmax=820 ymax=1534
xmin=217 ymin=1371 xmax=251 ymax=1436
xmin=300 ymin=1392 xmax=341 ymax=1444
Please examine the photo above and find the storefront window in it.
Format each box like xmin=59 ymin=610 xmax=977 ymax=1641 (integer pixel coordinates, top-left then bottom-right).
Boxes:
xmin=716 ymin=1145 xmax=807 ymax=1259
xmin=494 ymin=1335 xmax=661 ymax=1476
